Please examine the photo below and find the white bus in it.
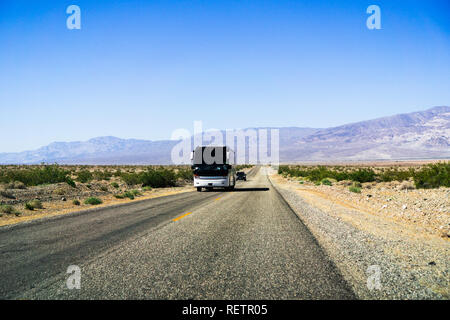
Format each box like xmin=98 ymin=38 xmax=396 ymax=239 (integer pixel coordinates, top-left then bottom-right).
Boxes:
xmin=191 ymin=146 xmax=236 ymax=192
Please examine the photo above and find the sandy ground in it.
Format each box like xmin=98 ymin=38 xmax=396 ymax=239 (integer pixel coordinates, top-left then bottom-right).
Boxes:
xmin=268 ymin=167 xmax=449 ymax=299
xmin=276 ymin=175 xmax=449 ymax=238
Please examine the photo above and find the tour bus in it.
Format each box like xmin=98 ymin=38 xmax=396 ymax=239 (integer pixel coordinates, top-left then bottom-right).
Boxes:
xmin=191 ymin=146 xmax=236 ymax=192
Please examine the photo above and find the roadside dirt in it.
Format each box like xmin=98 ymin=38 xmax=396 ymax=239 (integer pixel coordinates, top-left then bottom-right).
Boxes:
xmin=272 ymin=174 xmax=449 ymax=238
xmin=0 ymin=181 xmax=194 ymax=227
xmin=269 ymin=167 xmax=449 ymax=299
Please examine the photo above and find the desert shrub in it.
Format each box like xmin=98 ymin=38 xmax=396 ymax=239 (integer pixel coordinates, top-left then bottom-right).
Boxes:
xmin=380 ymin=168 xmax=414 ymax=182
xmin=352 ymin=181 xmax=362 ymax=188
xmin=123 ymin=191 xmax=135 ymax=199
xmin=114 ymin=191 xmax=136 ymax=200
xmin=279 ymin=165 xmax=376 ymax=183
xmin=111 ymin=182 xmax=119 ymax=188
xmin=279 ymin=163 xmax=450 ymax=188
xmin=84 ymin=197 xmax=102 ymax=205
xmin=399 ymin=180 xmax=415 ymax=190
xmin=0 ymin=205 xmax=14 ymax=214
xmin=93 ymin=170 xmax=112 ymax=181
xmin=29 ymin=199 xmax=43 ymax=209
xmin=66 ymin=177 xmax=76 ymax=188
xmin=53 ymin=187 xmax=66 ymax=195
xmin=100 ymin=186 xmax=108 ymax=192
xmin=16 ymin=181 xmax=27 ymax=189
xmin=124 ymin=193 xmax=134 ymax=200
xmin=279 ymin=165 xmax=364 ymax=182
xmin=0 ymin=190 xmax=16 ymax=199
xmin=349 ymin=186 xmax=361 ymax=193
xmin=7 ymin=181 xmax=27 ymax=189
xmin=0 ymin=165 xmax=73 ymax=187
xmin=72 ymin=199 xmax=80 ymax=206
xmin=348 ymin=169 xmax=376 ymax=183
xmin=333 ymin=171 xmax=351 ymax=181
xmin=25 ymin=202 xmax=34 ymax=210
xmin=278 ymin=166 xmax=289 ymax=176
xmin=143 ymin=186 xmax=152 ymax=191
xmin=176 ymin=167 xmax=193 ymax=181
xmin=147 ymin=169 xmax=176 ymax=188
xmin=130 ymin=189 xmax=141 ymax=196
xmin=76 ymin=170 xmax=93 ymax=183
xmin=413 ymin=162 xmax=450 ymax=189
xmin=25 ymin=200 xmax=43 ymax=210
xmin=307 ymin=168 xmax=327 ymax=182
xmin=120 ymin=173 xmax=141 ymax=186
xmin=141 ymin=168 xmax=176 ymax=188
xmin=121 ymin=168 xmax=177 ymax=188
xmin=321 ymin=179 xmax=332 ymax=186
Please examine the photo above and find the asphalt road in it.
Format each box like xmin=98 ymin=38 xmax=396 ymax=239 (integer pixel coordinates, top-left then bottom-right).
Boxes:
xmin=0 ymin=167 xmax=355 ymax=299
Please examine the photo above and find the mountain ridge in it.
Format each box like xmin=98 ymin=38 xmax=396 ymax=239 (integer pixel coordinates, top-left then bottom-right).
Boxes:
xmin=0 ymin=106 xmax=448 ymax=164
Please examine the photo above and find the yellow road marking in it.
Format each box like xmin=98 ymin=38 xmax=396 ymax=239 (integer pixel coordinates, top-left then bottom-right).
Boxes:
xmin=172 ymin=212 xmax=192 ymax=222
xmin=172 ymin=195 xmax=222 ymax=222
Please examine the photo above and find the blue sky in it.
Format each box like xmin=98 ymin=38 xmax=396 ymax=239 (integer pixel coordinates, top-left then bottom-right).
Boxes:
xmin=1 ymin=0 xmax=449 ymax=152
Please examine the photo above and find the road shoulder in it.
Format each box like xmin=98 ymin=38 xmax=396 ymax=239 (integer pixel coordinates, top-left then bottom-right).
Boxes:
xmin=266 ymin=167 xmax=450 ymax=299
xmin=0 ymin=187 xmax=194 ymax=230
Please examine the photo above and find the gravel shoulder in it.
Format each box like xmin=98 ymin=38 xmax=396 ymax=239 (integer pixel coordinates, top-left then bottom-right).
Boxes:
xmin=268 ymin=167 xmax=449 ymax=299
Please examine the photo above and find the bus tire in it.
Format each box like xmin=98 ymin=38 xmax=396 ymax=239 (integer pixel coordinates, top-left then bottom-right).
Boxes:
xmin=197 ymin=187 xmax=202 ymax=192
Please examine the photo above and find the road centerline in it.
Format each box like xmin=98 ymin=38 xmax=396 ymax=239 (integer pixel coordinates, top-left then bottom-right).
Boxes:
xmin=172 ymin=212 xmax=193 ymax=222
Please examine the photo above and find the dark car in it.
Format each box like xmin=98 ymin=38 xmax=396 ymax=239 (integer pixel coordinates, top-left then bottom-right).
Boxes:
xmin=236 ymin=171 xmax=247 ymax=181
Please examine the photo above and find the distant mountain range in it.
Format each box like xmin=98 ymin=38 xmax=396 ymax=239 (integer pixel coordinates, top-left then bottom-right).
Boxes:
xmin=0 ymin=106 xmax=448 ymax=164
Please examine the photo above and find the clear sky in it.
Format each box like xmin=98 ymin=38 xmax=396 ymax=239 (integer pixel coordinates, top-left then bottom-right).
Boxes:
xmin=1 ymin=0 xmax=449 ymax=152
